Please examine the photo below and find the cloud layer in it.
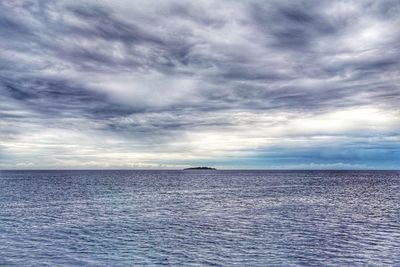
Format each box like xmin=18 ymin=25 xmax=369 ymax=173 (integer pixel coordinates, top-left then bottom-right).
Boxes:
xmin=1 ymin=0 xmax=399 ymax=169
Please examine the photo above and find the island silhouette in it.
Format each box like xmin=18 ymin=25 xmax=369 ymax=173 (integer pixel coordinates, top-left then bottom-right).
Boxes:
xmin=183 ymin=167 xmax=217 ymax=170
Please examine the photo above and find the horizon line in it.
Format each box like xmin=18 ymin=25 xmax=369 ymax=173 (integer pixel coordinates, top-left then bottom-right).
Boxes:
xmin=1 ymin=169 xmax=399 ymax=171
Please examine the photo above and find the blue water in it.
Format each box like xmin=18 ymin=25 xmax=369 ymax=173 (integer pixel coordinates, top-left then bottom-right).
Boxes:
xmin=0 ymin=170 xmax=399 ymax=266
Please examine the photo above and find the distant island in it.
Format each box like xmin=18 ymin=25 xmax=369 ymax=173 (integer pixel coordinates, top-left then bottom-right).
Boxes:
xmin=183 ymin=167 xmax=217 ymax=170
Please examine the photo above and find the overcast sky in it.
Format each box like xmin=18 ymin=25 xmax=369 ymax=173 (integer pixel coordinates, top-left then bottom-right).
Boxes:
xmin=1 ymin=0 xmax=399 ymax=169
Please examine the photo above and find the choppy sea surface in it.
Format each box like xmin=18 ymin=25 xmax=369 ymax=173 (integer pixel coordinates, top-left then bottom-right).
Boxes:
xmin=0 ymin=170 xmax=399 ymax=266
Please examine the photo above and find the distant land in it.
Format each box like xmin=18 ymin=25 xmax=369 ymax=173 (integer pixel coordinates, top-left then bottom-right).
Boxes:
xmin=183 ymin=167 xmax=217 ymax=170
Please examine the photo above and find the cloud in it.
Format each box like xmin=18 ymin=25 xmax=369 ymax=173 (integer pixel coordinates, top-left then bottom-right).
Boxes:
xmin=0 ymin=0 xmax=399 ymax=169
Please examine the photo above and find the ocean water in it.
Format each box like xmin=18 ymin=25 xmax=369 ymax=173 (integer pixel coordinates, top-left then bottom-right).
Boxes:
xmin=0 ymin=170 xmax=399 ymax=266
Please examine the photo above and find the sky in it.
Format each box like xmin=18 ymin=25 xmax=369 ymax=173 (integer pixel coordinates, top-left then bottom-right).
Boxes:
xmin=0 ymin=0 xmax=399 ymax=170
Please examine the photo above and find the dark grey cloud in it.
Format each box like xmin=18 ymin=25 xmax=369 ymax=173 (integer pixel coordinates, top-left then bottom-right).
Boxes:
xmin=252 ymin=1 xmax=338 ymax=51
xmin=0 ymin=0 xmax=399 ymax=168
xmin=0 ymin=76 xmax=137 ymax=119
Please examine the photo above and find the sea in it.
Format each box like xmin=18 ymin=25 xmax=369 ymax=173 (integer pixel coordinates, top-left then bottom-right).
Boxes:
xmin=0 ymin=170 xmax=399 ymax=266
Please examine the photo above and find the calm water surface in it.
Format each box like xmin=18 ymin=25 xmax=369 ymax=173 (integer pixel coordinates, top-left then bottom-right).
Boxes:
xmin=0 ymin=170 xmax=399 ymax=266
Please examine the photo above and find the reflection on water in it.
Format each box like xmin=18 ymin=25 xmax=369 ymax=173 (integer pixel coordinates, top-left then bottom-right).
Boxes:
xmin=1 ymin=170 xmax=399 ymax=266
